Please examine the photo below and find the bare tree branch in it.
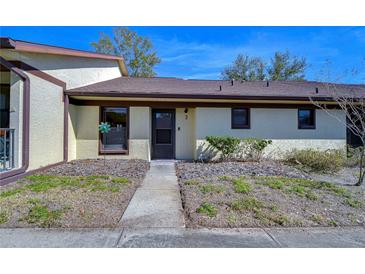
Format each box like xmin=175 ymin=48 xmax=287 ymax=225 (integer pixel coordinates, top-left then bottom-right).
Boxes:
xmin=310 ymin=83 xmax=365 ymax=186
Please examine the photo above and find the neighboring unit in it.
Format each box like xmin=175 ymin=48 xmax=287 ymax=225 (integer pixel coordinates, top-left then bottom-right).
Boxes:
xmin=1 ymin=37 xmax=364 ymax=184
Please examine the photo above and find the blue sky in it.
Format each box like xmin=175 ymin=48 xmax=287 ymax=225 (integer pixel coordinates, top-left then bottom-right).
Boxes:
xmin=1 ymin=26 xmax=364 ymax=83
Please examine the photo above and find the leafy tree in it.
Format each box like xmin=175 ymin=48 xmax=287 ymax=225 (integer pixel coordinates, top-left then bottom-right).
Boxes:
xmin=268 ymin=51 xmax=306 ymax=80
xmin=91 ymin=27 xmax=161 ymax=77
xmin=222 ymin=51 xmax=307 ymax=81
xmin=221 ymin=54 xmax=265 ymax=81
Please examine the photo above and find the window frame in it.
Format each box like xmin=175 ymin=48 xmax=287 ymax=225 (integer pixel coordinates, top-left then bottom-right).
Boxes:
xmin=231 ymin=107 xmax=251 ymax=129
xmin=98 ymin=106 xmax=129 ymax=155
xmin=298 ymin=108 xmax=316 ymax=130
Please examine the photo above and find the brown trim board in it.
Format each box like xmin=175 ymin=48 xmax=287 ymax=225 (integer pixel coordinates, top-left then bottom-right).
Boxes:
xmin=0 ymin=56 xmax=30 ymax=184
xmin=69 ymin=98 xmax=340 ymax=109
xmin=65 ymin=90 xmax=340 ymax=102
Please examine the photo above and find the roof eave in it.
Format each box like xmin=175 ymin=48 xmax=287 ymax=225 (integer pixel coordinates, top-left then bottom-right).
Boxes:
xmin=0 ymin=37 xmax=129 ymax=76
xmin=64 ymin=91 xmax=335 ymax=102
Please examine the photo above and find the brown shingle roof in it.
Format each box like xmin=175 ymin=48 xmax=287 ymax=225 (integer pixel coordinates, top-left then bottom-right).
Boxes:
xmin=65 ymin=77 xmax=365 ymax=101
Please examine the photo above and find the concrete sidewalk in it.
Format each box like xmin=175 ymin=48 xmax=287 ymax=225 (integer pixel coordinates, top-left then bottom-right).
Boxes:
xmin=119 ymin=160 xmax=185 ymax=228
xmin=0 ymin=227 xmax=364 ymax=248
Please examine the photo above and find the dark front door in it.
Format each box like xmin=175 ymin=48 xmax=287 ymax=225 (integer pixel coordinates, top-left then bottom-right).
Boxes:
xmin=152 ymin=109 xmax=175 ymax=159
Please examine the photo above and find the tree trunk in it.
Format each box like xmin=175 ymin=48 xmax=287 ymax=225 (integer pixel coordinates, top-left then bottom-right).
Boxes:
xmin=355 ymin=145 xmax=365 ymax=186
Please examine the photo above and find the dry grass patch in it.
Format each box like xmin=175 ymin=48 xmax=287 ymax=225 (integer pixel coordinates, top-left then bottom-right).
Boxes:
xmin=0 ymin=160 xmax=148 ymax=228
xmin=196 ymin=202 xmax=218 ymax=217
xmin=199 ymin=184 xmax=225 ymax=194
xmin=179 ymin=169 xmax=365 ymax=228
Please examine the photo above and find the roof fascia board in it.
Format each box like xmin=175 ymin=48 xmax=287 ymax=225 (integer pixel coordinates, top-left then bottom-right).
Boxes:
xmin=64 ymin=91 xmax=335 ymax=102
xmin=0 ymin=37 xmax=129 ymax=76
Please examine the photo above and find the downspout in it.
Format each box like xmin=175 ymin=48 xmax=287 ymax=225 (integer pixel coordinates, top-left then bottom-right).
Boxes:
xmin=63 ymin=94 xmax=69 ymax=162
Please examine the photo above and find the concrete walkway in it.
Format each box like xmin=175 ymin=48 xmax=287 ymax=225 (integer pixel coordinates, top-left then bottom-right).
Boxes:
xmin=1 ymin=227 xmax=364 ymax=248
xmin=119 ymin=160 xmax=185 ymax=228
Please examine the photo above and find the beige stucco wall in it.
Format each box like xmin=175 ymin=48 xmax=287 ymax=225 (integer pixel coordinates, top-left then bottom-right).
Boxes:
xmin=129 ymin=107 xmax=151 ymax=139
xmin=27 ymin=73 xmax=65 ymax=170
xmin=75 ymin=106 xmax=98 ymax=159
xmin=195 ymin=107 xmax=347 ymax=160
xmin=68 ymin=104 xmax=78 ymax=161
xmin=74 ymin=106 xmax=151 ymax=161
xmin=176 ymin=108 xmax=196 ymax=160
xmin=24 ymin=52 xmax=121 ymax=89
xmin=1 ymin=51 xmax=122 ymax=89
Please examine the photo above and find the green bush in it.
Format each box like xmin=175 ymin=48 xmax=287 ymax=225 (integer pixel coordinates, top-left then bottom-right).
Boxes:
xmin=206 ymin=136 xmax=241 ymax=160
xmin=239 ymin=138 xmax=272 ymax=161
xmin=285 ymin=149 xmax=345 ymax=173
xmin=205 ymin=136 xmax=272 ymax=161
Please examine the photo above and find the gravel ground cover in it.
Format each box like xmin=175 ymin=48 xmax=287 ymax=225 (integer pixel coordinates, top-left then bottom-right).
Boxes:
xmin=176 ymin=161 xmax=365 ymax=228
xmin=0 ymin=159 xmax=149 ymax=228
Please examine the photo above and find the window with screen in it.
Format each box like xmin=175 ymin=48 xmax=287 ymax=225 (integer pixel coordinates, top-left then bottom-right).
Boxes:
xmin=298 ymin=109 xmax=316 ymax=129
xmin=231 ymin=108 xmax=250 ymax=129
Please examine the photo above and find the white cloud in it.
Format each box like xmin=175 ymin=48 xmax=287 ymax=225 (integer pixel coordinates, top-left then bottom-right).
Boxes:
xmin=153 ymin=28 xmax=361 ymax=82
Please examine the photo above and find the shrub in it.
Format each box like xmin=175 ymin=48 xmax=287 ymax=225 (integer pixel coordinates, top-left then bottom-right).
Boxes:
xmin=205 ymin=136 xmax=241 ymax=160
xmin=238 ymin=138 xmax=272 ymax=161
xmin=285 ymin=149 xmax=345 ymax=173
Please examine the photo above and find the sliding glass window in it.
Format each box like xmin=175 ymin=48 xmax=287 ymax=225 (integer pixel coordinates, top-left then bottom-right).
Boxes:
xmin=100 ymin=107 xmax=128 ymax=154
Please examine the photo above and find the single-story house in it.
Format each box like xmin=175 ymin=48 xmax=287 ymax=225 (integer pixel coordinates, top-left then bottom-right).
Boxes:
xmin=1 ymin=37 xmax=364 ymax=185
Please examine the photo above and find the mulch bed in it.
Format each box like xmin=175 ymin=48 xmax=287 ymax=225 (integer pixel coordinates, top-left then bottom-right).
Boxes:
xmin=176 ymin=160 xmax=308 ymax=180
xmin=176 ymin=161 xmax=365 ymax=228
xmin=43 ymin=159 xmax=149 ymax=178
xmin=0 ymin=159 xmax=149 ymax=228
